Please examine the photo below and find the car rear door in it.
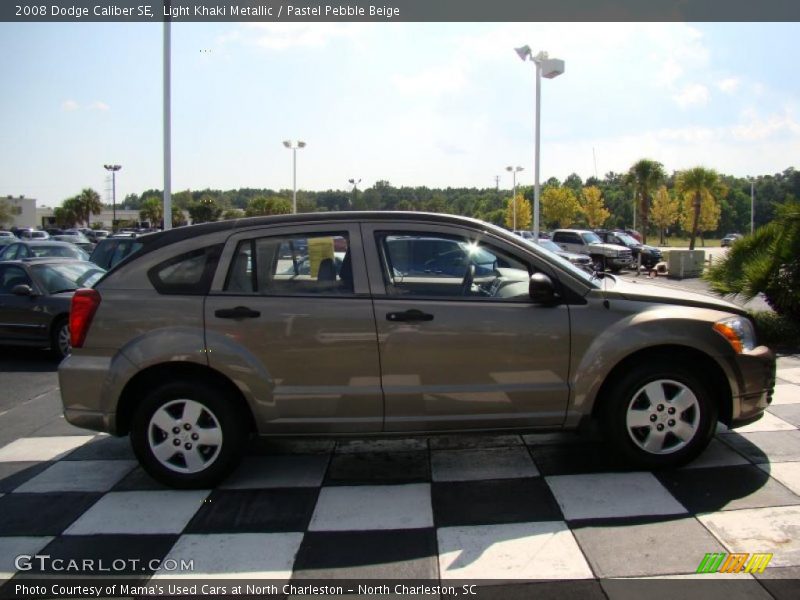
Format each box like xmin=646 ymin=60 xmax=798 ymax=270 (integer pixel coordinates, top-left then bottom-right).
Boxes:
xmin=204 ymin=222 xmax=382 ymax=434
xmin=361 ymin=221 xmax=572 ymax=432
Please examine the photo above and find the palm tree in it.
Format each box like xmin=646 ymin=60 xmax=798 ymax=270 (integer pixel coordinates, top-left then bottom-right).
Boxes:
xmin=626 ymin=159 xmax=666 ymax=244
xmin=675 ymin=167 xmax=722 ymax=251
xmin=139 ymin=198 xmax=164 ymax=226
xmin=76 ymin=188 xmax=103 ymax=226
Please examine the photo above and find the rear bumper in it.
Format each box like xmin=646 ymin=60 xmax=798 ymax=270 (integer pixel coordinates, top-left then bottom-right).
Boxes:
xmin=729 ymin=345 xmax=776 ymax=426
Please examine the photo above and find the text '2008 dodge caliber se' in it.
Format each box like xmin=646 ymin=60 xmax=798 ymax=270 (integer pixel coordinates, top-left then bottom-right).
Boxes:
xmin=58 ymin=212 xmax=775 ymax=488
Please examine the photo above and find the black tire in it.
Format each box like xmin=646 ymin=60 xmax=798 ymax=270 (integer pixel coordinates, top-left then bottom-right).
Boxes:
xmin=601 ymin=362 xmax=717 ymax=469
xmin=50 ymin=317 xmax=71 ymax=360
xmin=130 ymin=381 xmax=248 ymax=488
xmin=591 ymin=255 xmax=606 ymax=272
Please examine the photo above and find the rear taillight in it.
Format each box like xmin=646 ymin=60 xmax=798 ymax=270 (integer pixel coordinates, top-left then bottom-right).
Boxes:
xmin=70 ymin=288 xmax=101 ymax=349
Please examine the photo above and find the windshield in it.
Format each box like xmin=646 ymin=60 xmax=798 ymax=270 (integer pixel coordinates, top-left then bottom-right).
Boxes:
xmin=537 ymin=239 xmax=562 ymax=253
xmin=614 ymin=233 xmax=639 ymax=246
xmin=31 ymin=262 xmax=106 ymax=293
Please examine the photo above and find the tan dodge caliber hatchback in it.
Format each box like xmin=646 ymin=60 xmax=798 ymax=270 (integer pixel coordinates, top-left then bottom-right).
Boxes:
xmin=59 ymin=213 xmax=775 ymax=487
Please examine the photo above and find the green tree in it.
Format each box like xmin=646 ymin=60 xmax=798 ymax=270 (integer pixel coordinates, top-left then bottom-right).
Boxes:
xmin=627 ymin=159 xmax=666 ymax=244
xmin=541 ymin=186 xmax=581 ymax=229
xmin=245 ymin=196 xmax=292 ymax=216
xmin=581 ymin=186 xmax=610 ymax=229
xmin=75 ymin=188 xmax=103 ymax=225
xmin=171 ymin=205 xmax=188 ymax=227
xmin=139 ymin=198 xmax=163 ymax=226
xmin=676 ymin=167 xmax=725 ymax=250
xmin=0 ymin=199 xmax=13 ymax=227
xmin=188 ymin=195 xmax=222 ymax=224
xmin=59 ymin=196 xmax=83 ymax=227
xmin=504 ymin=194 xmax=532 ymax=230
xmin=706 ymin=201 xmax=800 ymax=319
xmin=650 ymin=186 xmax=680 ymax=245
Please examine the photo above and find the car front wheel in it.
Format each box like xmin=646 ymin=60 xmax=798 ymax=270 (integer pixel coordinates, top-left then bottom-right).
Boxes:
xmin=130 ymin=381 xmax=247 ymax=488
xmin=602 ymin=363 xmax=717 ymax=469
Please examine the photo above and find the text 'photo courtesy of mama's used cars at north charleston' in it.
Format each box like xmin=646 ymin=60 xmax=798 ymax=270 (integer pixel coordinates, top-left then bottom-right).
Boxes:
xmin=58 ymin=213 xmax=775 ymax=488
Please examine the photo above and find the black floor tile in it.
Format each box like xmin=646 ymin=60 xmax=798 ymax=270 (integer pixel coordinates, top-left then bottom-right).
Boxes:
xmin=15 ymin=534 xmax=177 ymax=576
xmin=325 ymin=451 xmax=430 ymax=485
xmin=655 ymin=464 xmax=800 ymax=514
xmin=185 ymin=489 xmax=318 ymax=533
xmin=293 ymin=529 xmax=438 ymax=579
xmin=63 ymin=436 xmax=136 ymax=460
xmin=432 ymin=478 xmax=562 ymax=527
xmin=111 ymin=466 xmax=172 ymax=491
xmin=0 ymin=461 xmax=51 ymax=493
xmin=530 ymin=442 xmax=635 ymax=476
xmin=0 ymin=493 xmax=101 ymax=535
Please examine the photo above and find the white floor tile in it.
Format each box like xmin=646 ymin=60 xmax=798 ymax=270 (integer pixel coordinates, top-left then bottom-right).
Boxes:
xmin=546 ymin=472 xmax=687 ymax=520
xmin=777 ymin=368 xmax=800 ymax=385
xmin=431 ymin=446 xmax=539 ymax=481
xmin=14 ymin=460 xmax=137 ymax=493
xmin=759 ymin=462 xmax=800 ymax=496
xmin=65 ymin=490 xmax=209 ymax=535
xmin=0 ymin=537 xmax=53 ymax=578
xmin=438 ymin=522 xmax=593 ymax=580
xmin=151 ymin=533 xmax=303 ymax=579
xmin=727 ymin=412 xmax=796 ymax=433
xmin=0 ymin=436 xmax=94 ymax=462
xmin=221 ymin=455 xmax=329 ymax=489
xmin=681 ymin=439 xmax=749 ymax=469
xmin=771 ymin=384 xmax=800 ymax=405
xmin=309 ymin=484 xmax=432 ymax=531
xmin=699 ymin=506 xmax=800 ymax=567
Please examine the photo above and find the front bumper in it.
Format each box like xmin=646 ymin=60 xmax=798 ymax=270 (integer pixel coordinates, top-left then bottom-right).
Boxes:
xmin=608 ymin=256 xmax=633 ymax=268
xmin=728 ymin=345 xmax=776 ymax=426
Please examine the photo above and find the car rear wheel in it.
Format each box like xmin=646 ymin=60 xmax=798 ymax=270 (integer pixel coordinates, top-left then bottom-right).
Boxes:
xmin=130 ymin=381 xmax=247 ymax=488
xmin=602 ymin=363 xmax=717 ymax=469
xmin=50 ymin=317 xmax=70 ymax=360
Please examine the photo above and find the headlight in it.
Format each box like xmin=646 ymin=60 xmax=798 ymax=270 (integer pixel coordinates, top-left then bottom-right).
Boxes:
xmin=713 ymin=316 xmax=756 ymax=353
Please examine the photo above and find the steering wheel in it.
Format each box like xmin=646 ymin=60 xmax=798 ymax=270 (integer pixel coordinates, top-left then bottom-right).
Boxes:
xmin=461 ymin=263 xmax=475 ymax=296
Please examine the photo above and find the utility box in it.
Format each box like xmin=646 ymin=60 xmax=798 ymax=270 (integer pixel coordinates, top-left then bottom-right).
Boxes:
xmin=666 ymin=250 xmax=705 ymax=279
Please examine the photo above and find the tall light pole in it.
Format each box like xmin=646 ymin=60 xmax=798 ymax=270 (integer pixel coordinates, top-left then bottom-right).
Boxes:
xmin=283 ymin=140 xmax=306 ymax=214
xmin=348 ymin=178 xmax=361 ymax=210
xmin=163 ymin=11 xmax=172 ymax=230
xmin=103 ymin=164 xmax=121 ymax=231
xmin=515 ymin=46 xmax=564 ymax=240
xmin=505 ymin=166 xmax=524 ymax=230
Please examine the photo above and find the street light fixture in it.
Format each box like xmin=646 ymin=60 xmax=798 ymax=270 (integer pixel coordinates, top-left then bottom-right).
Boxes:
xmin=505 ymin=166 xmax=524 ymax=231
xmin=515 ymin=45 xmax=565 ymax=240
xmin=347 ymin=178 xmax=361 ymax=210
xmin=283 ymin=140 xmax=306 ymax=214
xmin=103 ymin=164 xmax=121 ymax=231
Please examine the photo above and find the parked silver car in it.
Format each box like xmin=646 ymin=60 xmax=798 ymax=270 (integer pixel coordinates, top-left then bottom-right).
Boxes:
xmin=59 ymin=212 xmax=775 ymax=487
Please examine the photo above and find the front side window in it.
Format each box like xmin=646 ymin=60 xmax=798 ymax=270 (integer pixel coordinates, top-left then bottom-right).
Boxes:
xmin=0 ymin=265 xmax=32 ymax=294
xmin=377 ymin=232 xmax=531 ymax=301
xmin=225 ymin=232 xmax=353 ymax=296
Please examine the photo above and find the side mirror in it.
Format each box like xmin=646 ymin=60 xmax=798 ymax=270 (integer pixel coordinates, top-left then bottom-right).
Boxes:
xmin=12 ymin=284 xmax=36 ymax=296
xmin=529 ymin=273 xmax=558 ymax=305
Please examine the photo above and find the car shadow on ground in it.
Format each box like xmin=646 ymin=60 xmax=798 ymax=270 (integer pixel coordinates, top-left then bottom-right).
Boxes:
xmin=0 ymin=346 xmax=61 ymax=372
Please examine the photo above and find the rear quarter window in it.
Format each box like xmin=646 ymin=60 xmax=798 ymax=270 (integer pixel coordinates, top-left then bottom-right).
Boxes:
xmin=148 ymin=245 xmax=223 ymax=295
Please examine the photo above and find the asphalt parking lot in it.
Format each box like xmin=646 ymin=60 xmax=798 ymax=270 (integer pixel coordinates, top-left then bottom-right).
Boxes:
xmin=0 ymin=294 xmax=799 ymax=598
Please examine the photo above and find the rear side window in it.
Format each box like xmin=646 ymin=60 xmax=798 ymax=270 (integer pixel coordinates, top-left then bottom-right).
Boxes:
xmin=148 ymin=245 xmax=223 ymax=295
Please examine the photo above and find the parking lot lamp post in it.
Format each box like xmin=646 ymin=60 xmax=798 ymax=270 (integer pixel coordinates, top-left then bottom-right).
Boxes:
xmin=283 ymin=140 xmax=306 ymax=214
xmin=103 ymin=164 xmax=121 ymax=231
xmin=515 ymin=46 xmax=564 ymax=240
xmin=348 ymin=178 xmax=361 ymax=210
xmin=506 ymin=166 xmax=524 ymax=230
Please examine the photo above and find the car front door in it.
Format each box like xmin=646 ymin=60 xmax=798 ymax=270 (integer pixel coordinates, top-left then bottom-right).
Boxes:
xmin=204 ymin=223 xmax=382 ymax=434
xmin=0 ymin=265 xmax=49 ymax=344
xmin=362 ymin=222 xmax=572 ymax=432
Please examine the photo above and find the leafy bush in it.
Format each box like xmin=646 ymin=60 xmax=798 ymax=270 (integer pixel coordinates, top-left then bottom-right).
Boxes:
xmin=705 ymin=201 xmax=800 ymax=320
xmin=749 ymin=311 xmax=800 ymax=351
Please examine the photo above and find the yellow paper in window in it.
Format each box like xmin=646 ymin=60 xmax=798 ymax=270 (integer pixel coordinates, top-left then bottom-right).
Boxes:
xmin=308 ymin=237 xmax=335 ymax=278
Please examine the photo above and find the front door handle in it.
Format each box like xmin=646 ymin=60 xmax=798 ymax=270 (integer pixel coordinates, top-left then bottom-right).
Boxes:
xmin=215 ymin=306 xmax=261 ymax=319
xmin=386 ymin=309 xmax=434 ymax=322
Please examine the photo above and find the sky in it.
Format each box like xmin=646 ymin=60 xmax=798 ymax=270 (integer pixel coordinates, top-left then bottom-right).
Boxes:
xmin=1 ymin=21 xmax=800 ymax=208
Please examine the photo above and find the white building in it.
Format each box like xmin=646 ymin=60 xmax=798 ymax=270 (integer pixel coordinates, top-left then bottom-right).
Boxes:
xmin=1 ymin=195 xmax=37 ymax=229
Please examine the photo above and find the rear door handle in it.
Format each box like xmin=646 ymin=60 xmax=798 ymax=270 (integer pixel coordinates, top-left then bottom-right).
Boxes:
xmin=215 ymin=306 xmax=261 ymax=319
xmin=386 ymin=309 xmax=434 ymax=322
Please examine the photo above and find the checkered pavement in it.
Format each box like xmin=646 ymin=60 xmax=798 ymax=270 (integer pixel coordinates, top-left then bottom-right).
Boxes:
xmin=0 ymin=362 xmax=799 ymax=597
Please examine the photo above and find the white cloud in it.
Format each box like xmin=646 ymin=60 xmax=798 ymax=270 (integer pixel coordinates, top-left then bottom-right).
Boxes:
xmin=61 ymin=100 xmax=79 ymax=111
xmin=673 ymin=83 xmax=710 ymax=108
xmin=731 ymin=108 xmax=800 ymax=141
xmin=88 ymin=101 xmax=110 ymax=111
xmin=391 ymin=63 xmax=468 ymax=97
xmin=717 ymin=77 xmax=741 ymax=93
xmin=656 ymin=58 xmax=683 ymax=88
xmin=241 ymin=23 xmax=367 ymax=50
